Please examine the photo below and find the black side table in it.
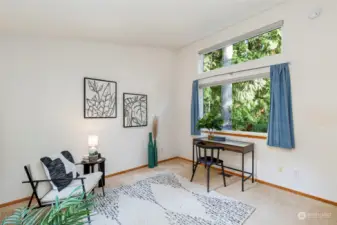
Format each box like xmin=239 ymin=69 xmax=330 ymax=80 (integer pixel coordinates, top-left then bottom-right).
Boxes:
xmin=82 ymin=157 xmax=106 ymax=187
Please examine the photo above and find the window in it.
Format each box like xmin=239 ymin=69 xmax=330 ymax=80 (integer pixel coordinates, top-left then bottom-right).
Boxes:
xmin=202 ymin=28 xmax=282 ymax=72
xmin=202 ymin=77 xmax=270 ymax=133
xmin=203 ymin=49 xmax=223 ymax=72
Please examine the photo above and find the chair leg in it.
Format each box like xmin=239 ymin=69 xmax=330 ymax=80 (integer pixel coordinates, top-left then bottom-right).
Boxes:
xmin=207 ymin=165 xmax=210 ymax=192
xmin=221 ymin=162 xmax=226 ymax=187
xmin=86 ymin=208 xmax=91 ymax=224
xmin=190 ymin=162 xmax=199 ymax=182
xmin=27 ymin=193 xmax=34 ymax=208
xmin=81 ymin=179 xmax=91 ymax=224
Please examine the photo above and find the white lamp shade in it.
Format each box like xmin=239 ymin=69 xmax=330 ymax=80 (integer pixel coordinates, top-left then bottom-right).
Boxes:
xmin=88 ymin=135 xmax=99 ymax=147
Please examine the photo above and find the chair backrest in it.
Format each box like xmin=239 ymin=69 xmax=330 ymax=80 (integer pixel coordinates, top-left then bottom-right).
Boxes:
xmin=24 ymin=162 xmax=52 ymax=199
xmin=195 ymin=142 xmax=224 ymax=165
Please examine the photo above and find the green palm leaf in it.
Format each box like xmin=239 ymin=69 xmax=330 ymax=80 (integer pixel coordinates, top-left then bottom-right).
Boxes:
xmin=2 ymin=187 xmax=95 ymax=225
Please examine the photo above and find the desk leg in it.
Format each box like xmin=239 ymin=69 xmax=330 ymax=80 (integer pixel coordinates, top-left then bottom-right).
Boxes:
xmin=242 ymin=153 xmax=244 ymax=192
xmin=252 ymin=150 xmax=255 ymax=183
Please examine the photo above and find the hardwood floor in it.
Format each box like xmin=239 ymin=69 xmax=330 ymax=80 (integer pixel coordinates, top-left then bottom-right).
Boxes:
xmin=1 ymin=159 xmax=336 ymax=224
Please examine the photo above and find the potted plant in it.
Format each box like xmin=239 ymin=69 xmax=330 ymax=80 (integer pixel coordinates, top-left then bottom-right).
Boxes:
xmin=196 ymin=111 xmax=224 ymax=140
xmin=1 ymin=187 xmax=94 ymax=225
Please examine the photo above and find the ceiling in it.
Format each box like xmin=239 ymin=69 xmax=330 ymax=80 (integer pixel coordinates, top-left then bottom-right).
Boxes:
xmin=0 ymin=0 xmax=287 ymax=49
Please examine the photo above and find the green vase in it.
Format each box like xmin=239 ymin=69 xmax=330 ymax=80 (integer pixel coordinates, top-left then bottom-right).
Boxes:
xmin=154 ymin=140 xmax=158 ymax=166
xmin=148 ymin=133 xmax=155 ymax=168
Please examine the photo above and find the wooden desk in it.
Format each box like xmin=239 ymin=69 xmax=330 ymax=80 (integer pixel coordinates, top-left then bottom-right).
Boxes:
xmin=192 ymin=137 xmax=254 ymax=192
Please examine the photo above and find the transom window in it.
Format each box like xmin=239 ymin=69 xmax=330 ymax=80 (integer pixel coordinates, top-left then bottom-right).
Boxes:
xmin=202 ymin=27 xmax=282 ymax=72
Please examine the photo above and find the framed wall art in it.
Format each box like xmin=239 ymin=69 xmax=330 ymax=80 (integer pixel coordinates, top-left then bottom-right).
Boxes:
xmin=84 ymin=78 xmax=117 ymax=118
xmin=123 ymin=93 xmax=147 ymax=127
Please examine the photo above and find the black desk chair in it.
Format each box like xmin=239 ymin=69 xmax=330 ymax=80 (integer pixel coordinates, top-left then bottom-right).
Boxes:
xmin=190 ymin=142 xmax=226 ymax=192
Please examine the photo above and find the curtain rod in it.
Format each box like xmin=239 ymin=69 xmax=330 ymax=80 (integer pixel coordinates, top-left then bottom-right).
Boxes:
xmin=198 ymin=62 xmax=290 ymax=81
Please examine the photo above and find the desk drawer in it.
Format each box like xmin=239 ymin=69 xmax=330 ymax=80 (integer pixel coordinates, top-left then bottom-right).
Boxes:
xmin=223 ymin=145 xmax=243 ymax=152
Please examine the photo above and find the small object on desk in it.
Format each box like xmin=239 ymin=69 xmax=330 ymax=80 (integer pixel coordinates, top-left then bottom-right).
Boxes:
xmin=82 ymin=155 xmax=89 ymax=163
xmin=196 ymin=113 xmax=224 ymax=140
xmin=212 ymin=136 xmax=226 ymax=142
xmin=89 ymin=154 xmax=98 ymax=162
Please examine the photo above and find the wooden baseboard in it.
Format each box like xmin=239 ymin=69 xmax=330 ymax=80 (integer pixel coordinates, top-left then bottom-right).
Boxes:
xmin=105 ymin=157 xmax=179 ymax=178
xmin=176 ymin=157 xmax=337 ymax=207
xmin=0 ymin=157 xmax=179 ymax=209
xmin=0 ymin=196 xmax=30 ymax=209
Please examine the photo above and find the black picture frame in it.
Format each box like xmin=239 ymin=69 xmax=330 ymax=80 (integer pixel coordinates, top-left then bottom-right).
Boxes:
xmin=123 ymin=93 xmax=148 ymax=128
xmin=84 ymin=77 xmax=117 ymax=118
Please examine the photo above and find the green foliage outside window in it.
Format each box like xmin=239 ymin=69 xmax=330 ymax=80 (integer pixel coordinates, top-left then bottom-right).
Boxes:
xmin=203 ymin=85 xmax=222 ymax=116
xmin=203 ymin=49 xmax=223 ymax=72
xmin=231 ymin=78 xmax=270 ymax=132
xmin=231 ymin=29 xmax=282 ymax=65
xmin=202 ymin=28 xmax=282 ymax=133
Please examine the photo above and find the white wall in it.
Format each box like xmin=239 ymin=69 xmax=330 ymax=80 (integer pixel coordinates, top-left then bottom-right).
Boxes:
xmin=0 ymin=36 xmax=176 ymax=204
xmin=173 ymin=0 xmax=337 ymax=202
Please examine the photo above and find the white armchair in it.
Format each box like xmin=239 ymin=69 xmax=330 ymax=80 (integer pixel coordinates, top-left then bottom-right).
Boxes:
xmin=23 ymin=158 xmax=104 ymax=208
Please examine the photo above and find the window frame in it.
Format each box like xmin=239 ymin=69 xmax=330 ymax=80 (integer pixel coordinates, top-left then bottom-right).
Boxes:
xmin=199 ymin=21 xmax=284 ymax=73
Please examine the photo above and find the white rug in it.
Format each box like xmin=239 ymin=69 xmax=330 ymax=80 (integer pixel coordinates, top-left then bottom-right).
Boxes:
xmin=92 ymin=172 xmax=255 ymax=225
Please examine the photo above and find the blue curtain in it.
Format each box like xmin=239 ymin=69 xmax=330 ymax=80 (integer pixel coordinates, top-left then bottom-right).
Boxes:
xmin=191 ymin=80 xmax=201 ymax=135
xmin=267 ymin=63 xmax=295 ymax=149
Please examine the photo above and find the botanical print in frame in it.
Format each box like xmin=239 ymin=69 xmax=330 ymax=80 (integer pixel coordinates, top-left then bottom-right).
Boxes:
xmin=123 ymin=93 xmax=148 ymax=127
xmin=84 ymin=78 xmax=117 ymax=118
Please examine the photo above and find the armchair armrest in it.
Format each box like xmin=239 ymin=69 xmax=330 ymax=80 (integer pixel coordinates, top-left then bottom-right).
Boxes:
xmin=22 ymin=177 xmax=86 ymax=184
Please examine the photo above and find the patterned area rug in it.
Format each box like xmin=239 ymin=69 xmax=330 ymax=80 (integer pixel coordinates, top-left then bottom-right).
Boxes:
xmin=92 ymin=172 xmax=255 ymax=225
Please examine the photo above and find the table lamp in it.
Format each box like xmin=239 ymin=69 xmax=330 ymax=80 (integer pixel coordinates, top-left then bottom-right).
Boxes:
xmin=88 ymin=135 xmax=99 ymax=154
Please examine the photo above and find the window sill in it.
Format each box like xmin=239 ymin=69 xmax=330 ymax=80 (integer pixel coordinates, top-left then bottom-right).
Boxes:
xmin=201 ymin=130 xmax=267 ymax=140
